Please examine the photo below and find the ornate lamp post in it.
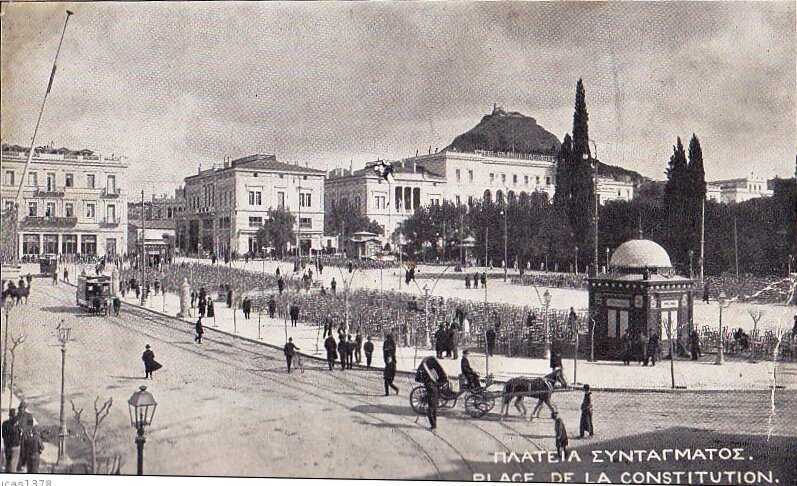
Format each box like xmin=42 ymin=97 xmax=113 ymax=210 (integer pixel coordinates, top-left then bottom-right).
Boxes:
xmin=715 ymin=292 xmax=730 ymax=365
xmin=543 ymin=289 xmax=552 ymax=360
xmin=128 ymin=386 xmax=158 ymax=475
xmin=56 ymin=319 xmax=72 ymax=465
xmin=2 ymin=299 xmax=12 ymax=390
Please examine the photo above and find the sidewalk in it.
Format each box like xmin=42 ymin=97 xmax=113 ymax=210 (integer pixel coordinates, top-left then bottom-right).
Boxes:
xmin=116 ymin=286 xmax=796 ymax=391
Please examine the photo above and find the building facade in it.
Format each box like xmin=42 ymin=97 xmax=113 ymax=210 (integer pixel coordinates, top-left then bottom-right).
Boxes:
xmin=1 ymin=143 xmax=128 ymax=258
xmin=711 ymin=174 xmax=773 ymax=203
xmin=596 ymin=176 xmax=634 ymax=204
xmin=128 ymin=188 xmax=186 ymax=256
xmin=178 ymin=155 xmax=325 ymax=257
xmin=325 ymin=160 xmax=446 ymax=238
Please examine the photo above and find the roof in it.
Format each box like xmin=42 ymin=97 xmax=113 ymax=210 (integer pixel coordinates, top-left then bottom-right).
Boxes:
xmin=333 ymin=161 xmax=445 ymax=180
xmin=610 ymin=239 xmax=672 ymax=269
xmin=231 ymin=155 xmax=325 ymax=175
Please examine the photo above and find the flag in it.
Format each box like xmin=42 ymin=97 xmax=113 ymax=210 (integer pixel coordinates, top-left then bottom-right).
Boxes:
xmin=373 ymin=160 xmax=395 ymax=184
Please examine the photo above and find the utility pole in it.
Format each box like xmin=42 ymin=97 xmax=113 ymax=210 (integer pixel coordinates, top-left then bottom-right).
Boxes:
xmin=733 ymin=211 xmax=739 ymax=279
xmin=140 ymin=190 xmax=146 ymax=305
xmin=503 ymin=201 xmax=508 ymax=282
xmin=297 ymin=179 xmax=301 ymax=266
xmin=700 ymin=198 xmax=705 ymax=285
xmin=459 ymin=210 xmax=464 ymax=267
xmin=590 ymin=139 xmax=599 ymax=278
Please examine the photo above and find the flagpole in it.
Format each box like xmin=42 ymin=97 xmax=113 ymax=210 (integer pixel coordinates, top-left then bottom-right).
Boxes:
xmin=15 ymin=10 xmax=74 ymax=204
xmin=700 ymin=197 xmax=705 ymax=285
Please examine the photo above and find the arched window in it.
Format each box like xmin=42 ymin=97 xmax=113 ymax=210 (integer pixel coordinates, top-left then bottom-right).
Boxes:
xmin=507 ymin=190 xmax=516 ymax=203
xmin=483 ymin=189 xmax=492 ymax=203
xmin=518 ymin=191 xmax=530 ymax=206
xmin=496 ymin=190 xmax=504 ymax=204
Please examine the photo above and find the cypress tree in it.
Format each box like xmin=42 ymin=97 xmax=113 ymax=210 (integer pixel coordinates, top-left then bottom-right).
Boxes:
xmin=664 ymin=137 xmax=689 ymax=271
xmin=554 ymin=133 xmax=573 ymax=212
xmin=686 ymin=134 xmax=706 ymax=257
xmin=569 ymin=79 xmax=595 ymax=267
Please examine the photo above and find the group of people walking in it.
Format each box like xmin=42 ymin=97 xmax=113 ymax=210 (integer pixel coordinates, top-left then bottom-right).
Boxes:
xmin=464 ymin=272 xmax=487 ymax=290
xmin=2 ymin=403 xmax=45 ymax=473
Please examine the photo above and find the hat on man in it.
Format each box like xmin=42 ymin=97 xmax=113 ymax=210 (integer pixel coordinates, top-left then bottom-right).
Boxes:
xmin=462 ymin=350 xmax=469 ymax=355
xmin=145 ymin=344 xmax=151 ymax=349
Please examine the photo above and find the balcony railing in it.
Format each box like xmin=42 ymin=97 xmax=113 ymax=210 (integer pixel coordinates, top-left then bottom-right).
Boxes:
xmin=20 ymin=216 xmax=78 ymax=229
xmin=100 ymin=218 xmax=120 ymax=228
xmin=34 ymin=188 xmax=66 ymax=198
xmin=101 ymin=189 xmax=121 ymax=199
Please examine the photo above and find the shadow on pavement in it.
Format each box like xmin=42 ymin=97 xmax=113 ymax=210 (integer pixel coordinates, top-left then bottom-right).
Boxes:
xmin=351 ymin=404 xmax=421 ymax=416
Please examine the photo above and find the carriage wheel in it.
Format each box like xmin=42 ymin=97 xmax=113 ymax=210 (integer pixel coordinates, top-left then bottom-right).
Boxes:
xmin=409 ymin=386 xmax=428 ymax=415
xmin=465 ymin=392 xmax=496 ymax=418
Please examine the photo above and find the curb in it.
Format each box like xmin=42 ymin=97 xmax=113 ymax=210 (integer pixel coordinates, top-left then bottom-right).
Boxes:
xmin=62 ymin=281 xmax=788 ymax=393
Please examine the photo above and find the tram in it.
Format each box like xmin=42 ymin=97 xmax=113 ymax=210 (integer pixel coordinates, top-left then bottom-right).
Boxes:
xmin=76 ymin=274 xmax=112 ymax=313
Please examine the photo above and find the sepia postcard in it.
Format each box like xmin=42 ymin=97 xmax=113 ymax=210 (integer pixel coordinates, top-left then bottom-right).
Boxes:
xmin=0 ymin=2 xmax=795 ymax=485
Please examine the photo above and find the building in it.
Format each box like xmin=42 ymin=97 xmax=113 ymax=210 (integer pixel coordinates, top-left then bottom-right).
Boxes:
xmin=711 ymin=173 xmax=773 ymax=203
xmin=402 ymin=149 xmax=559 ymax=206
xmin=127 ymin=188 xmax=186 ymax=258
xmin=1 ymin=143 xmax=128 ymax=258
xmin=324 ymin=160 xmax=446 ymax=239
xmin=596 ymin=176 xmax=634 ymax=204
xmin=705 ymin=183 xmax=722 ymax=202
xmin=588 ymin=239 xmax=694 ymax=360
xmin=178 ymin=154 xmax=325 ymax=257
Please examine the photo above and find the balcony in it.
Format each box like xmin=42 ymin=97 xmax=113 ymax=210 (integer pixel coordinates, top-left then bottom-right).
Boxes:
xmin=101 ymin=189 xmax=121 ymax=199
xmin=100 ymin=218 xmax=120 ymax=228
xmin=34 ymin=188 xmax=65 ymax=198
xmin=20 ymin=216 xmax=77 ymax=229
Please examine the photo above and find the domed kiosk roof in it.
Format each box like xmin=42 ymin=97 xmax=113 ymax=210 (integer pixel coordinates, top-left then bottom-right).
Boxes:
xmin=610 ymin=239 xmax=671 ymax=269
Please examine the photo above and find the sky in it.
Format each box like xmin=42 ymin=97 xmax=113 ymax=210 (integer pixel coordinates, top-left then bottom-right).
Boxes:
xmin=2 ymin=2 xmax=795 ymax=197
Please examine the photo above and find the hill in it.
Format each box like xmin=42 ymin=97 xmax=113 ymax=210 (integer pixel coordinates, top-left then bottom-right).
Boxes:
xmin=445 ymin=105 xmax=561 ymax=155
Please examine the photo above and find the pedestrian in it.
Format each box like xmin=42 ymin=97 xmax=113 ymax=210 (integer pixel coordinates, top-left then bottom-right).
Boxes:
xmin=276 ymin=266 xmax=281 ymax=277
xmin=330 ymin=277 xmax=337 ymax=294
xmin=383 ymin=332 xmax=396 ymax=364
xmin=277 ymin=276 xmax=285 ymax=295
xmin=637 ymin=332 xmax=649 ymax=366
xmin=346 ymin=334 xmax=355 ymax=369
xmin=449 ymin=324 xmax=459 ymax=360
xmin=190 ymin=290 xmax=197 ymax=309
xmin=792 ymin=315 xmax=797 ymax=342
xmin=434 ymin=325 xmax=445 ymax=359
xmin=284 ymin=338 xmax=298 ymax=373
xmin=243 ymin=296 xmax=251 ymax=319
xmin=206 ymin=298 xmax=214 ymax=318
xmin=324 ymin=333 xmax=338 ymax=371
xmin=22 ymin=426 xmax=44 ymax=473
xmin=465 ymin=274 xmax=471 ymax=289
xmin=15 ymin=403 xmax=32 ymax=472
xmin=690 ymin=330 xmax=701 ymax=361
xmin=553 ymin=411 xmax=569 ymax=460
xmin=198 ymin=295 xmax=206 ymax=317
xmin=52 ymin=271 xmax=58 ymax=285
xmin=364 ymin=336 xmax=374 ymax=367
xmin=289 ymin=303 xmax=300 ymax=327
xmin=195 ymin=317 xmax=204 ymax=344
xmin=486 ymin=327 xmax=496 ymax=357
xmin=646 ymin=333 xmax=659 ymax=366
xmin=355 ymin=331 xmax=363 ymax=363
xmin=268 ymin=295 xmax=276 ymax=318
xmin=473 ymin=272 xmax=479 ymax=289
xmin=2 ymin=408 xmax=21 ymax=473
xmin=227 ymin=288 xmax=233 ymax=308
xmin=142 ymin=344 xmax=162 ymax=379
xmin=113 ymin=296 xmax=121 ymax=316
xmin=579 ymin=384 xmax=594 ymax=438
xmin=550 ymin=344 xmax=563 ymax=372
xmin=480 ymin=272 xmax=487 ymax=288
xmin=63 ymin=267 xmax=69 ymax=283
xmin=422 ymin=366 xmax=439 ymax=430
xmin=154 ymin=278 xmax=160 ymax=295
xmin=337 ymin=336 xmax=348 ymax=371
xmin=384 ymin=356 xmax=399 ymax=396
xmin=621 ymin=329 xmax=632 ymax=365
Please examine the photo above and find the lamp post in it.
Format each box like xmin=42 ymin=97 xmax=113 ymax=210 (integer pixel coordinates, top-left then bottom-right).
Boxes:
xmin=502 ymin=202 xmax=508 ymax=282
xmin=128 ymin=386 xmax=157 ymax=476
xmin=585 ymin=139 xmax=599 ymax=277
xmin=2 ymin=300 xmax=11 ymax=390
xmin=543 ymin=289 xmax=552 ymax=361
xmin=605 ymin=247 xmax=610 ymax=273
xmin=574 ymin=246 xmax=579 ymax=275
xmin=56 ymin=319 xmax=72 ymax=465
xmin=715 ymin=292 xmax=730 ymax=365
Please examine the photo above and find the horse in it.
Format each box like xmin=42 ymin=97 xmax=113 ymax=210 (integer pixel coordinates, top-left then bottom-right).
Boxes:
xmin=499 ymin=368 xmax=568 ymax=421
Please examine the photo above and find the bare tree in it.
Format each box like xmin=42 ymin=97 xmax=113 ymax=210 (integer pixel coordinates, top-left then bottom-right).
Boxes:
xmin=748 ymin=308 xmax=766 ymax=336
xmin=6 ymin=332 xmax=26 ymax=411
xmin=70 ymin=397 xmax=113 ymax=474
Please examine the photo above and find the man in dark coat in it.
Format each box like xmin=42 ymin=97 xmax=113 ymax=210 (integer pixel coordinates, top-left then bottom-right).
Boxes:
xmin=579 ymin=384 xmax=594 ymax=438
xmin=434 ymin=325 xmax=446 ymax=358
xmin=284 ymin=338 xmax=298 ymax=373
xmin=354 ymin=332 xmax=363 ymax=363
xmin=383 ymin=333 xmax=396 ymax=364
xmin=324 ymin=334 xmax=338 ymax=370
xmin=142 ymin=344 xmax=161 ymax=379
xmin=690 ymin=330 xmax=701 ymax=360
xmin=337 ymin=337 xmax=348 ymax=371
xmin=346 ymin=335 xmax=355 ymax=369
xmin=485 ymin=327 xmax=496 ymax=357
xmin=621 ymin=329 xmax=632 ymax=365
xmin=330 ymin=278 xmax=337 ymax=294
xmin=198 ymin=296 xmax=206 ymax=317
xmin=226 ymin=288 xmax=233 ymax=308
xmin=364 ymin=336 xmax=375 ymax=367
xmin=2 ymin=408 xmax=21 ymax=473
xmin=384 ymin=356 xmax=399 ymax=395
xmin=277 ymin=276 xmax=285 ymax=294
xmin=195 ymin=317 xmax=204 ymax=344
xmin=267 ymin=295 xmax=276 ymax=318
xmin=460 ymin=350 xmax=480 ymax=390
xmin=206 ymin=298 xmax=215 ymax=318
xmin=553 ymin=411 xmax=569 ymax=459
xmin=646 ymin=333 xmax=659 ymax=366
xmin=637 ymin=332 xmax=649 ymax=365
xmin=289 ymin=303 xmax=300 ymax=327
xmin=242 ymin=297 xmax=251 ymax=319
xmin=422 ymin=368 xmax=439 ymax=430
xmin=473 ymin=272 xmax=479 ymax=289
xmin=22 ymin=426 xmax=44 ymax=473
xmin=480 ymin=272 xmax=487 ymax=288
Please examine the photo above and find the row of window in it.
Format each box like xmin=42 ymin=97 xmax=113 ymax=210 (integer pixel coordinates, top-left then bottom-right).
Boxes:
xmin=17 ymin=200 xmax=117 ymax=222
xmin=3 ymin=170 xmax=117 ymax=192
xmin=247 ymin=216 xmax=313 ymax=229
xmin=454 ymin=168 xmax=554 ymax=187
xmin=21 ymin=233 xmax=116 ymax=256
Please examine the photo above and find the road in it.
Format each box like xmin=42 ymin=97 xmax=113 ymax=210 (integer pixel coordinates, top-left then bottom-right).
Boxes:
xmin=6 ymin=281 xmax=797 ymax=481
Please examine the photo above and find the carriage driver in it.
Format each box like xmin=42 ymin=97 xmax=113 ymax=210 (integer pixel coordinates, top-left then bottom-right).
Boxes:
xmin=461 ymin=350 xmax=481 ymax=390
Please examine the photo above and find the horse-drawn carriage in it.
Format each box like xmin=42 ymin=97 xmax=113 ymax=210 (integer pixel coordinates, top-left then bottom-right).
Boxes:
xmin=76 ymin=274 xmax=112 ymax=313
xmin=39 ymin=254 xmax=58 ymax=276
xmin=409 ymin=356 xmax=571 ymax=421
xmin=409 ymin=356 xmax=499 ymax=418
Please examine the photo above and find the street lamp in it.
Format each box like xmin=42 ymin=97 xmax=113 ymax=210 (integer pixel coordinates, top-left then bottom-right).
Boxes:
xmin=2 ymin=299 xmax=12 ymax=390
xmin=543 ymin=289 xmax=552 ymax=361
xmin=605 ymin=247 xmax=610 ymax=273
xmin=502 ymin=201 xmax=508 ymax=282
xmin=128 ymin=386 xmax=158 ymax=476
xmin=56 ymin=319 xmax=72 ymax=465
xmin=715 ymin=292 xmax=730 ymax=365
xmin=584 ymin=139 xmax=599 ymax=277
xmin=574 ymin=246 xmax=579 ymax=275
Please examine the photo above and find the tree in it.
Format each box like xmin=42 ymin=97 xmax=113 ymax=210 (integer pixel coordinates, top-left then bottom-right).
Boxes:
xmin=554 ymin=134 xmax=573 ymax=212
xmin=70 ymin=397 xmax=113 ymax=474
xmin=686 ymin=134 xmax=706 ymax=261
xmin=568 ymin=79 xmax=595 ymax=267
xmin=255 ymin=208 xmax=295 ymax=258
xmin=325 ymin=199 xmax=383 ymax=238
xmin=747 ymin=308 xmax=766 ymax=336
xmin=5 ymin=333 xmax=26 ymax=410
xmin=663 ymin=137 xmax=689 ymax=272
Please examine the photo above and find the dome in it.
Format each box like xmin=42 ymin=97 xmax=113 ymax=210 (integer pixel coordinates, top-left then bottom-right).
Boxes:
xmin=610 ymin=239 xmax=672 ymax=269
